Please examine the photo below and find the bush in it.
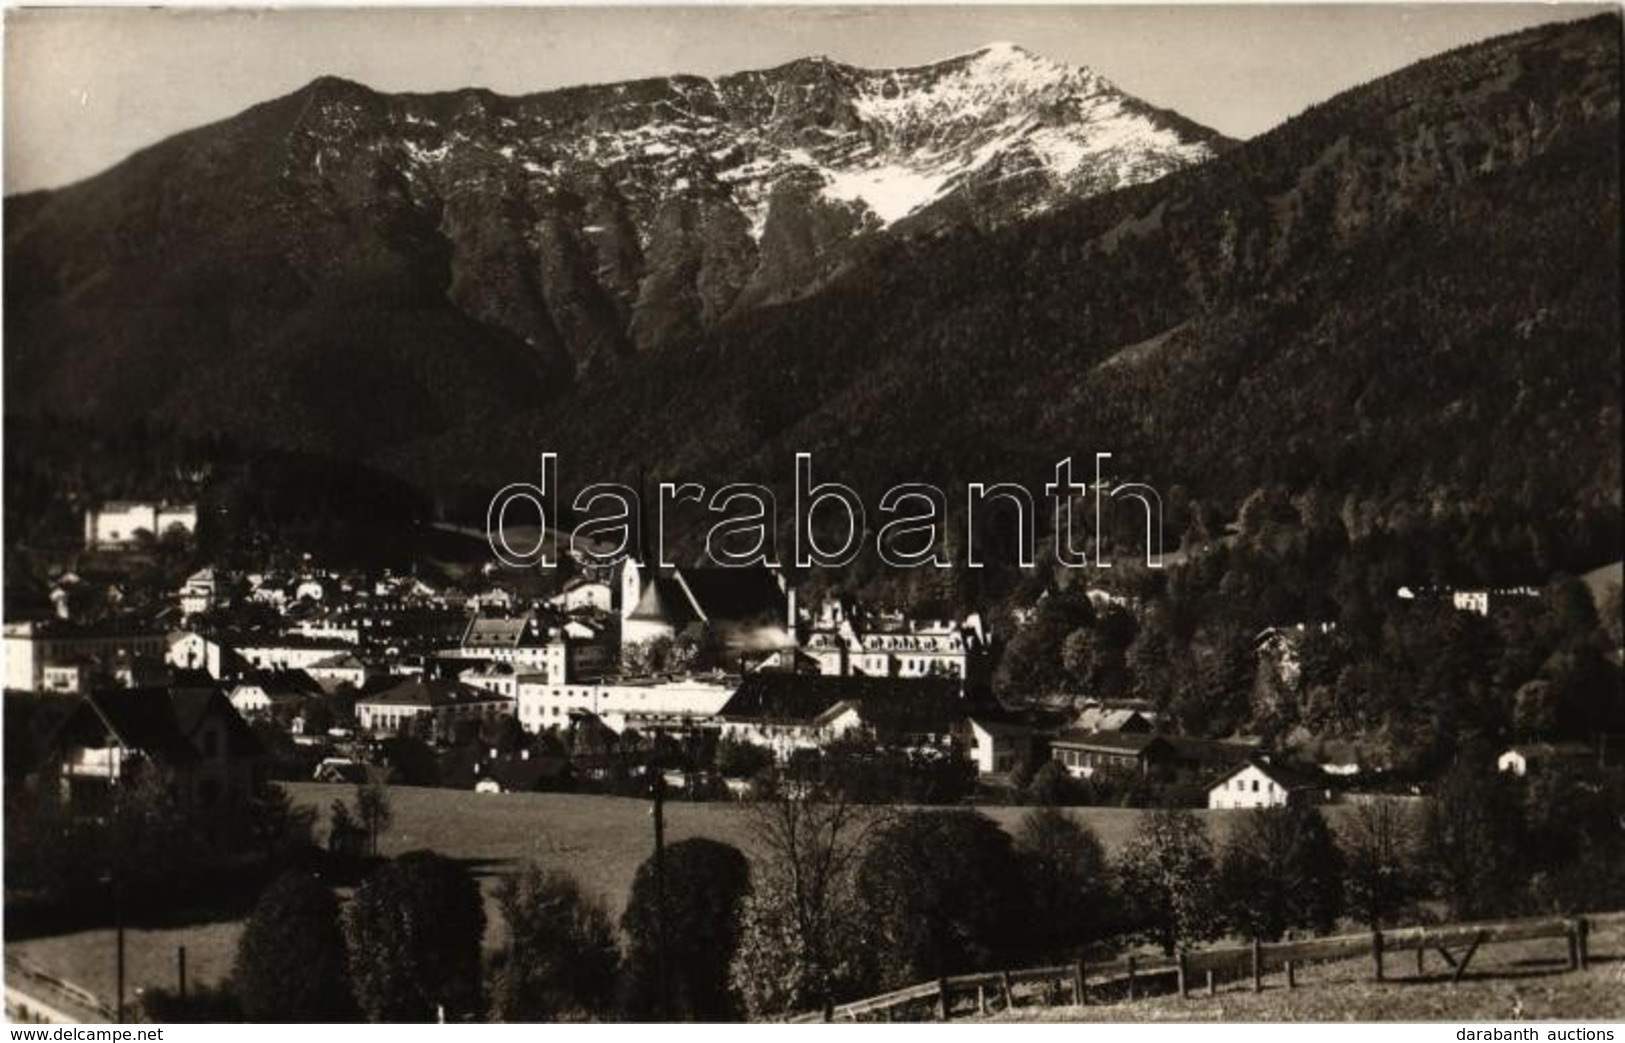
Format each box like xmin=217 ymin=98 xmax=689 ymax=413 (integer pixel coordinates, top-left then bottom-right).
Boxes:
xmin=138 ymin=982 xmax=242 ymax=1023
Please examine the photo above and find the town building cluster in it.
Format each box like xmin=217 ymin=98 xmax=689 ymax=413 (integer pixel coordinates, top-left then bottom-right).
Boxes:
xmin=3 ymin=501 xmax=1592 ymax=815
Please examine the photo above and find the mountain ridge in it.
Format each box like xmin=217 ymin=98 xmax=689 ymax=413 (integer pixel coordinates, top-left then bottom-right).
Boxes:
xmin=4 ymin=40 xmax=1230 ymax=446
xmin=5 ymin=16 xmax=1620 ymax=574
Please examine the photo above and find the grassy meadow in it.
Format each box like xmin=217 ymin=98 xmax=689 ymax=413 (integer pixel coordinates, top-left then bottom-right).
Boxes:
xmin=0 ymin=785 xmax=1390 ymax=1015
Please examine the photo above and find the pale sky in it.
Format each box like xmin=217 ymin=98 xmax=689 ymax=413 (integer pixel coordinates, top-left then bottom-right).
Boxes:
xmin=2 ymin=3 xmax=1609 ymax=195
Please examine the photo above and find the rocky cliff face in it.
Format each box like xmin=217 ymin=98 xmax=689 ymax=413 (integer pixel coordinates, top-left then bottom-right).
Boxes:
xmin=280 ymin=43 xmax=1228 ymax=359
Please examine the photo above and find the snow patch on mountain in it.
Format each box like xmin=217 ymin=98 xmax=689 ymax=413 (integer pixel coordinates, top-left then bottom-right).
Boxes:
xmin=822 ymin=162 xmax=951 ymax=224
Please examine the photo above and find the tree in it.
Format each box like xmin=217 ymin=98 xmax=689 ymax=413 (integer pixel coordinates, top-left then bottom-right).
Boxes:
xmin=234 ymin=871 xmax=359 ymax=1022
xmin=327 ymin=799 xmax=366 ymax=859
xmin=714 ymin=736 xmax=774 ymax=780
xmin=1342 ymin=797 xmax=1423 ymax=929
xmin=1512 ymin=679 xmax=1559 ymax=741
xmin=1115 ymin=806 xmax=1220 ymax=955
xmin=242 ymin=783 xmax=317 ymax=862
xmin=1522 ymin=763 xmax=1625 ymax=914
xmin=729 ymin=787 xmax=883 ymax=1019
xmin=1421 ymin=754 xmax=1529 ymax=919
xmin=488 ymin=865 xmax=620 ymax=1022
xmin=354 ymin=770 xmax=393 ymax=858
xmin=619 ymin=838 xmax=751 ymax=1021
xmin=345 ymin=851 xmax=486 ymax=1022
xmin=1014 ymin=806 xmax=1114 ymax=957
xmin=855 ymin=810 xmax=1028 ymax=988
xmin=480 ymin=714 xmax=526 ymax=756
xmin=1026 ymin=760 xmax=1068 ymax=805
xmin=1217 ymin=805 xmax=1344 ymax=940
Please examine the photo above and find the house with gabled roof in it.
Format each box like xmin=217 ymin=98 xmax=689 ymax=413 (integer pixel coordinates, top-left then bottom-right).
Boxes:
xmin=715 ymin=674 xmax=965 ymax=761
xmin=1049 ymin=729 xmax=1175 ymax=779
xmin=966 ymin=716 xmax=1038 ymax=775
xmin=48 ymin=685 xmax=265 ymax=811
xmin=226 ymin=669 xmax=323 ymax=718
xmin=1208 ymin=757 xmax=1327 ymax=809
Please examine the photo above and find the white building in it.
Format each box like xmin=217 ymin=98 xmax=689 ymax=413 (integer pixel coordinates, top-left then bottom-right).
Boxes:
xmin=84 ymin=501 xmax=197 ymax=550
xmin=516 ymin=676 xmax=735 ymax=734
xmin=226 ymin=671 xmax=322 ymax=717
xmin=1207 ymin=759 xmax=1324 ymax=810
xmin=354 ymin=678 xmax=514 ymax=736
xmin=177 ymin=568 xmax=219 ymax=618
xmin=799 ymin=597 xmax=987 ymax=686
xmin=168 ymin=631 xmax=246 ymax=679
xmin=6 ymin=620 xmax=169 ymax=692
xmin=1496 ymin=743 xmax=1595 ymax=777
xmin=550 ymin=581 xmax=614 ymax=615
xmin=236 ymin=638 xmax=356 ymax=673
xmin=966 ymin=718 xmax=1036 ymax=775
xmin=461 ymin=661 xmax=519 ymax=700
xmin=306 ymin=651 xmax=377 ymax=692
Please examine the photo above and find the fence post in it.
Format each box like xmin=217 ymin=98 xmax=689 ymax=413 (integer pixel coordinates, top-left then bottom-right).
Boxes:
xmin=1567 ymin=921 xmax=1580 ymax=971
xmin=1177 ymin=950 xmax=1189 ymax=999
xmin=1073 ymin=959 xmax=1086 ymax=1006
xmin=1372 ymin=929 xmax=1385 ymax=982
xmin=937 ymin=977 xmax=950 ymax=1021
xmin=977 ymin=984 xmax=987 ymax=1016
xmin=1001 ymin=970 xmax=1014 ymax=1012
xmin=1577 ymin=917 xmax=1590 ymax=970
xmin=1206 ymin=968 xmax=1216 ymax=997
xmin=1251 ymin=937 xmax=1263 ymax=993
xmin=1127 ymin=955 xmax=1138 ymax=1001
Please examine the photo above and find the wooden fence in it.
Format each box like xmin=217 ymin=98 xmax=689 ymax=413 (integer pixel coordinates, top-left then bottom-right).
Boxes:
xmin=787 ymin=909 xmax=1625 ymax=1023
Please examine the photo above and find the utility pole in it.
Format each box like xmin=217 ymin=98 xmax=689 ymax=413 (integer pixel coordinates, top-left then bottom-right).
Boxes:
xmin=649 ymin=742 xmax=669 ymax=1018
xmin=114 ymin=874 xmax=125 ymax=1022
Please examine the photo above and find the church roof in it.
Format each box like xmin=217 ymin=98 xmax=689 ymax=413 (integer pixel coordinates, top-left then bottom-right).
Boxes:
xmin=628 ymin=577 xmax=699 ymax=625
xmin=676 ymin=567 xmax=787 ymax=623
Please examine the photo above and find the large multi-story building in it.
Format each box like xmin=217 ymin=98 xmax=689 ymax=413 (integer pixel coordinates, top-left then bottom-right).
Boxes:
xmin=83 ymin=501 xmax=198 ymax=550
xmin=799 ymin=597 xmax=989 ymax=688
xmin=4 ymin=619 xmax=169 ymax=693
xmin=516 ymin=675 xmax=735 ymax=733
xmin=354 ymin=678 xmax=514 ymax=736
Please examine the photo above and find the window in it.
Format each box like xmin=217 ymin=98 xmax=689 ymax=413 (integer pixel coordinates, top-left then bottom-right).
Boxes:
xmin=1251 ymin=780 xmax=1259 ymax=792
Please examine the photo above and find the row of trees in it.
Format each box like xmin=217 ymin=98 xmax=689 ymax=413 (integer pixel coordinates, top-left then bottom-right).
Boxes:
xmin=728 ymin=755 xmax=1624 ymax=1018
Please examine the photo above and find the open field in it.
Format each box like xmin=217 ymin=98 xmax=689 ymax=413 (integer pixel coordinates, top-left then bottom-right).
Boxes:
xmin=0 ymin=785 xmax=1356 ymax=1012
xmin=278 ymin=783 xmax=1303 ymax=909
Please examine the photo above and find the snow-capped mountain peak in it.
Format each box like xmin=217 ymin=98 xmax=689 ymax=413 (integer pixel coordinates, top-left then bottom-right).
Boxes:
xmin=275 ymin=42 xmax=1230 ymax=356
